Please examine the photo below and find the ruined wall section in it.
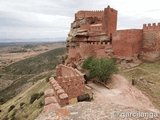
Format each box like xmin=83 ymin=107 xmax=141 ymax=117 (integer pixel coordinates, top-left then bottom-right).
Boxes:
xmin=56 ymin=64 xmax=85 ymax=100
xmin=112 ymin=29 xmax=143 ymax=57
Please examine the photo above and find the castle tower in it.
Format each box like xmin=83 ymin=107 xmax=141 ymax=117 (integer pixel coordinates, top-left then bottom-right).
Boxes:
xmin=103 ymin=5 xmax=118 ymax=36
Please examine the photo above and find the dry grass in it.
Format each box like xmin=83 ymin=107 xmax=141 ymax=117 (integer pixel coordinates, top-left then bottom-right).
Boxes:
xmin=119 ymin=62 xmax=160 ymax=110
xmin=0 ymin=79 xmax=49 ymax=120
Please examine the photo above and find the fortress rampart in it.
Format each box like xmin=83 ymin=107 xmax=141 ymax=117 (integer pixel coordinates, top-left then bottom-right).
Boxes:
xmin=143 ymin=23 xmax=160 ymax=32
xmin=75 ymin=10 xmax=104 ymax=20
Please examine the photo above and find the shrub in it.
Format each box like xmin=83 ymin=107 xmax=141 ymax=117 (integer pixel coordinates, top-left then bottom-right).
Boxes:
xmin=46 ymin=76 xmax=50 ymax=82
xmin=39 ymin=92 xmax=44 ymax=97
xmin=20 ymin=102 xmax=25 ymax=108
xmin=11 ymin=110 xmax=16 ymax=118
xmin=0 ymin=98 xmax=5 ymax=104
xmin=10 ymin=116 xmax=15 ymax=120
xmin=82 ymin=56 xmax=94 ymax=69
xmin=83 ymin=57 xmax=118 ymax=84
xmin=8 ymin=105 xmax=15 ymax=112
xmin=30 ymin=93 xmax=39 ymax=104
xmin=37 ymin=92 xmax=44 ymax=99
xmin=38 ymin=101 xmax=44 ymax=108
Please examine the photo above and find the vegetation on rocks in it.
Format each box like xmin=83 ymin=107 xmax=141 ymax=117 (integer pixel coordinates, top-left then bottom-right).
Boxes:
xmin=83 ymin=57 xmax=118 ymax=84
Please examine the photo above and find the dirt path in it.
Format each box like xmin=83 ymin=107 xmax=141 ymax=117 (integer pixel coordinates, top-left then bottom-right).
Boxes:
xmin=88 ymin=74 xmax=159 ymax=113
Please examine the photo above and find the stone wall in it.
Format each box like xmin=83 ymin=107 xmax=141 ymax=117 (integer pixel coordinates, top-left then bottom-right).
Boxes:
xmin=112 ymin=29 xmax=143 ymax=57
xmin=56 ymin=64 xmax=85 ymax=100
xmin=103 ymin=6 xmax=117 ymax=36
xmin=68 ymin=42 xmax=112 ymax=62
xmin=75 ymin=10 xmax=104 ymax=20
xmin=140 ymin=23 xmax=160 ymax=61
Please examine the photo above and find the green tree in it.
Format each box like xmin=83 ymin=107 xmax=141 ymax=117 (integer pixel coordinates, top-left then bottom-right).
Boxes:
xmin=82 ymin=56 xmax=94 ymax=69
xmin=84 ymin=57 xmax=118 ymax=84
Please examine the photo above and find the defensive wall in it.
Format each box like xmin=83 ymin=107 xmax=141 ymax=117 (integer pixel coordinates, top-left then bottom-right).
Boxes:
xmin=112 ymin=29 xmax=143 ymax=57
xmin=68 ymin=42 xmax=112 ymax=61
xmin=75 ymin=10 xmax=104 ymax=20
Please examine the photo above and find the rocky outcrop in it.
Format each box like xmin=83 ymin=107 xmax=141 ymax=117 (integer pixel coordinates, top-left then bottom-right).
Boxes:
xmin=36 ymin=101 xmax=159 ymax=120
xmin=66 ymin=6 xmax=160 ymax=67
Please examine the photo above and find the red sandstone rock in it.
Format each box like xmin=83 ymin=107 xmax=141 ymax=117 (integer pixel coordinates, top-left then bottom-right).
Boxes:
xmin=45 ymin=96 xmax=57 ymax=105
xmin=42 ymin=103 xmax=60 ymax=114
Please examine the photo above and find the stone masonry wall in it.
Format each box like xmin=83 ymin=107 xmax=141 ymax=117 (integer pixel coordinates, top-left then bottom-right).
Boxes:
xmin=75 ymin=11 xmax=104 ymax=20
xmin=103 ymin=6 xmax=117 ymax=36
xmin=56 ymin=64 xmax=85 ymax=100
xmin=112 ymin=29 xmax=143 ymax=57
xmin=68 ymin=42 xmax=112 ymax=62
xmin=140 ymin=23 xmax=160 ymax=61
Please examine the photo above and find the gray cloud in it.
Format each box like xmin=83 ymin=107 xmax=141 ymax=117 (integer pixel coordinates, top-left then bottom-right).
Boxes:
xmin=0 ymin=0 xmax=159 ymax=41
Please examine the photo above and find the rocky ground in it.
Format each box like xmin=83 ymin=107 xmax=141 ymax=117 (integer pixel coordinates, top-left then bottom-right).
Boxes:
xmin=36 ymin=74 xmax=160 ymax=120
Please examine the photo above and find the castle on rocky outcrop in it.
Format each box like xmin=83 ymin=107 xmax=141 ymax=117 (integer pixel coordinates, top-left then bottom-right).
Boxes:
xmin=42 ymin=5 xmax=160 ymax=114
xmin=67 ymin=5 xmax=160 ymax=69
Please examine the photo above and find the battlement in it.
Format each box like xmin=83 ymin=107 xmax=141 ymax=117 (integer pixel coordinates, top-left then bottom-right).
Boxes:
xmin=75 ymin=10 xmax=104 ymax=20
xmin=143 ymin=22 xmax=160 ymax=32
xmin=56 ymin=64 xmax=85 ymax=100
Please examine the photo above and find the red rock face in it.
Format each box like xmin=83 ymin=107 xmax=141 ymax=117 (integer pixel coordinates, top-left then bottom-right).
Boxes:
xmin=42 ymin=103 xmax=60 ymax=114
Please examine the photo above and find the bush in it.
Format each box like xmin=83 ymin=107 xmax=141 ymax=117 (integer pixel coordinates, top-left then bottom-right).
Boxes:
xmin=83 ymin=57 xmax=118 ymax=84
xmin=46 ymin=76 xmax=50 ymax=82
xmin=20 ymin=102 xmax=25 ymax=108
xmin=30 ymin=93 xmax=39 ymax=104
xmin=38 ymin=101 xmax=44 ymax=108
xmin=8 ymin=105 xmax=15 ymax=112
xmin=37 ymin=92 xmax=44 ymax=99
xmin=11 ymin=110 xmax=16 ymax=118
xmin=0 ymin=98 xmax=5 ymax=104
xmin=39 ymin=92 xmax=44 ymax=97
xmin=82 ymin=56 xmax=94 ymax=69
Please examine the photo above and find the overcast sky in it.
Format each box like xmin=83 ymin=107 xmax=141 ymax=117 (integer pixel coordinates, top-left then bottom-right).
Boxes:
xmin=0 ymin=0 xmax=160 ymax=42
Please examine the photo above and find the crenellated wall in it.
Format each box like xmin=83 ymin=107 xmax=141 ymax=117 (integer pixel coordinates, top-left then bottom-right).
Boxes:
xmin=68 ymin=42 xmax=112 ymax=62
xmin=56 ymin=64 xmax=85 ymax=100
xmin=49 ymin=77 xmax=69 ymax=107
xmin=75 ymin=10 xmax=104 ymax=20
xmin=143 ymin=23 xmax=160 ymax=33
xmin=68 ymin=6 xmax=160 ymax=67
